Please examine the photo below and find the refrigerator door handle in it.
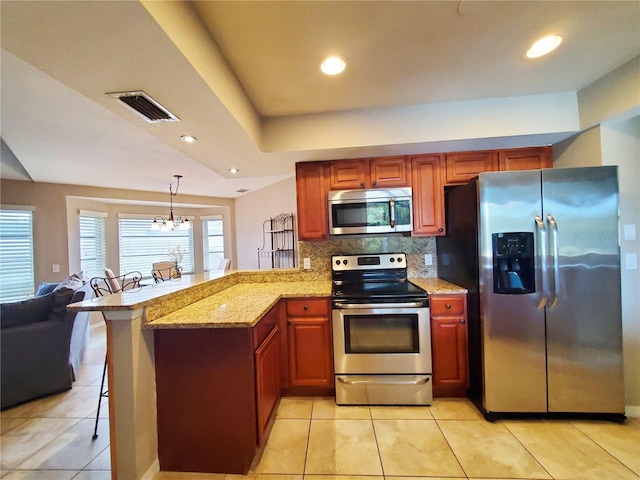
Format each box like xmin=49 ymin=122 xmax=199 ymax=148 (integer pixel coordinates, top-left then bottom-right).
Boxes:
xmin=534 ymin=215 xmax=548 ymax=309
xmin=546 ymin=214 xmax=560 ymax=309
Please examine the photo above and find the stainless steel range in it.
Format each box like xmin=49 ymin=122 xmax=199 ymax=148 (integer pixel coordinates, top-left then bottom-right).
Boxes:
xmin=331 ymin=253 xmax=432 ymax=405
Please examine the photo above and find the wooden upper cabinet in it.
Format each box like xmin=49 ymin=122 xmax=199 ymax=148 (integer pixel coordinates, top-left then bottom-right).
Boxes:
xmin=498 ymin=147 xmax=552 ymax=171
xmin=444 ymin=151 xmax=497 ymax=185
xmin=410 ymin=154 xmax=445 ymax=236
xmin=296 ymin=162 xmax=329 ymax=241
xmin=329 ymin=159 xmax=369 ymax=189
xmin=329 ymin=157 xmax=409 ymax=190
xmin=369 ymin=156 xmax=410 ymax=188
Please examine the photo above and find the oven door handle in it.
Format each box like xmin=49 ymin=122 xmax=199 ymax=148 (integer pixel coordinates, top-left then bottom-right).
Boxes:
xmin=333 ymin=302 xmax=427 ymax=309
xmin=337 ymin=375 xmax=430 ymax=386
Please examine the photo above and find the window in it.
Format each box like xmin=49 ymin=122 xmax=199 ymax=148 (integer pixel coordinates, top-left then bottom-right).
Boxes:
xmin=203 ymin=216 xmax=224 ymax=271
xmin=118 ymin=216 xmax=194 ymax=276
xmin=79 ymin=211 xmax=107 ymax=278
xmin=0 ymin=208 xmax=35 ymax=302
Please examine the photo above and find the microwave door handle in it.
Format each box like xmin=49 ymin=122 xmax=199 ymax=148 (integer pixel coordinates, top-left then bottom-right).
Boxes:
xmin=389 ymin=198 xmax=395 ymax=228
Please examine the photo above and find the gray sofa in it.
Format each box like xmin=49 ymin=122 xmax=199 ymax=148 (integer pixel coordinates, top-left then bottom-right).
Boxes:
xmin=0 ymin=282 xmax=92 ymax=409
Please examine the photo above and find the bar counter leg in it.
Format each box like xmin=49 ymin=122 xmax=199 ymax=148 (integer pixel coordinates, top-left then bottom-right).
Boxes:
xmin=104 ymin=309 xmax=159 ymax=480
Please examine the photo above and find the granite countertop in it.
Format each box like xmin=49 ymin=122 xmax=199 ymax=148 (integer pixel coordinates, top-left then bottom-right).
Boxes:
xmin=69 ymin=269 xmax=465 ymax=330
xmin=147 ymin=276 xmax=466 ymax=330
xmin=146 ymin=281 xmax=332 ymax=329
xmin=410 ymin=277 xmax=468 ymax=295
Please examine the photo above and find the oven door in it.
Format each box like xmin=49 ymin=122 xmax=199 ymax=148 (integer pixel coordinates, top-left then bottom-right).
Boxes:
xmin=332 ymin=305 xmax=431 ymax=374
xmin=332 ymin=304 xmax=432 ymax=405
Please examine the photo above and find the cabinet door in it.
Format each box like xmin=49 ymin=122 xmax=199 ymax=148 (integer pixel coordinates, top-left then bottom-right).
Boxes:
xmin=445 ymin=151 xmax=497 ymax=185
xmin=410 ymin=154 xmax=445 ymax=236
xmin=255 ymin=327 xmax=280 ymax=446
xmin=296 ymin=162 xmax=329 ymax=240
xmin=498 ymin=147 xmax=552 ymax=171
xmin=287 ymin=317 xmax=333 ymax=387
xmin=369 ymin=156 xmax=409 ymax=187
xmin=329 ymin=159 xmax=369 ymax=190
xmin=430 ymin=295 xmax=468 ymax=397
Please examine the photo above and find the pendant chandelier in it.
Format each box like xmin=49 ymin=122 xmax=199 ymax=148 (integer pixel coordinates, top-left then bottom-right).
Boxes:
xmin=151 ymin=175 xmax=191 ymax=231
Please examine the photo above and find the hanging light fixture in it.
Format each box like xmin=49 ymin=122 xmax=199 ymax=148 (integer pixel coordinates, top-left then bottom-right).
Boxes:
xmin=151 ymin=175 xmax=191 ymax=231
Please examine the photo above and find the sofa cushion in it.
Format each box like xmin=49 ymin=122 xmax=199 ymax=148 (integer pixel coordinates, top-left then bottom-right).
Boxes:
xmin=36 ymin=282 xmax=60 ymax=296
xmin=48 ymin=287 xmax=77 ymax=323
xmin=0 ymin=292 xmax=55 ymax=329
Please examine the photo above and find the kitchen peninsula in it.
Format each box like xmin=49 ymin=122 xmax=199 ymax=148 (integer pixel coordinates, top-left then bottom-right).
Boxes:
xmin=68 ymin=269 xmax=464 ymax=479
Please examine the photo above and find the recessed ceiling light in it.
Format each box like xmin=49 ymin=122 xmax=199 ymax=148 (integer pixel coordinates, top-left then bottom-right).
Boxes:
xmin=228 ymin=168 xmax=239 ymax=174
xmin=525 ymin=35 xmax=563 ymax=59
xmin=180 ymin=135 xmax=197 ymax=143
xmin=320 ymin=55 xmax=347 ymax=75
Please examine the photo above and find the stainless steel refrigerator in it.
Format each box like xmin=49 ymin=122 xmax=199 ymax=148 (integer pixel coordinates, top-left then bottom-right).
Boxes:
xmin=437 ymin=166 xmax=625 ymax=421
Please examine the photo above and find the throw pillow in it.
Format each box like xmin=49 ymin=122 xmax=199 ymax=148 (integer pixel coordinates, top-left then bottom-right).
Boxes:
xmin=0 ymin=292 xmax=55 ymax=329
xmin=48 ymin=287 xmax=76 ymax=323
xmin=36 ymin=282 xmax=60 ymax=296
xmin=54 ymin=272 xmax=85 ymax=291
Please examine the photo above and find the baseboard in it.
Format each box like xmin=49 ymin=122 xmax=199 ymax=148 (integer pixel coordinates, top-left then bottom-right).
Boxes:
xmin=625 ymin=405 xmax=640 ymax=418
xmin=141 ymin=458 xmax=160 ymax=480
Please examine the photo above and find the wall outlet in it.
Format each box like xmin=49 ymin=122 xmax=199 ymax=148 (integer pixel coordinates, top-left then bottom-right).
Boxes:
xmin=623 ymin=224 xmax=637 ymax=241
xmin=52 ymin=264 xmax=60 ymax=273
xmin=424 ymin=254 xmax=433 ymax=266
xmin=303 ymin=258 xmax=311 ymax=269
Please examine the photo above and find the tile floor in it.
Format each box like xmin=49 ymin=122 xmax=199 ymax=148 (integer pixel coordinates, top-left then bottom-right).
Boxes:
xmin=2 ymin=325 xmax=639 ymax=480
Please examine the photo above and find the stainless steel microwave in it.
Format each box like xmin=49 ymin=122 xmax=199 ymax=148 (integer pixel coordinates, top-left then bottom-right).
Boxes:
xmin=328 ymin=187 xmax=413 ymax=235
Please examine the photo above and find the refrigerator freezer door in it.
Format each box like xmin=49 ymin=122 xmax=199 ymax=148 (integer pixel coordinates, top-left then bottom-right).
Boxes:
xmin=479 ymin=171 xmax=547 ymax=413
xmin=542 ymin=167 xmax=625 ymax=414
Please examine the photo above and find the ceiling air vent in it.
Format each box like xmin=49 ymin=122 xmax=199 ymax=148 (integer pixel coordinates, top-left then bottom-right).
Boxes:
xmin=108 ymin=91 xmax=180 ymax=123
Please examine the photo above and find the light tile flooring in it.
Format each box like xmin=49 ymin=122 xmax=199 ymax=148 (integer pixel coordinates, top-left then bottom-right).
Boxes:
xmin=2 ymin=325 xmax=639 ymax=480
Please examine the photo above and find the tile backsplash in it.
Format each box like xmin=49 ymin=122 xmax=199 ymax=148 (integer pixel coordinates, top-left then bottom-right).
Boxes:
xmin=299 ymin=235 xmax=437 ymax=279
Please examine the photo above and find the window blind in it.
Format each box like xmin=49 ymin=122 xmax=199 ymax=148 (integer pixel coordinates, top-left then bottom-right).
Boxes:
xmin=79 ymin=213 xmax=107 ymax=278
xmin=203 ymin=218 xmax=224 ymax=271
xmin=0 ymin=209 xmax=35 ymax=302
xmin=118 ymin=217 xmax=194 ymax=275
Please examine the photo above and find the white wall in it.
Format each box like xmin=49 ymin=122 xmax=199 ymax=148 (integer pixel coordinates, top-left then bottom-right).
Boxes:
xmin=553 ymin=126 xmax=602 ymax=168
xmin=601 ymin=117 xmax=640 ymax=414
xmin=234 ymin=176 xmax=297 ymax=270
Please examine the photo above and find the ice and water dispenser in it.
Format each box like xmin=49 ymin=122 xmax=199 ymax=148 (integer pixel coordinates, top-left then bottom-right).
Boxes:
xmin=492 ymin=232 xmax=535 ymax=294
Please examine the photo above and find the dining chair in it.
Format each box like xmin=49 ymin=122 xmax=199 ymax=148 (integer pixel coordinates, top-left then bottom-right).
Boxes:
xmin=88 ymin=270 xmax=142 ymax=440
xmin=152 ymin=261 xmax=181 ymax=283
xmin=218 ymin=258 xmax=231 ymax=270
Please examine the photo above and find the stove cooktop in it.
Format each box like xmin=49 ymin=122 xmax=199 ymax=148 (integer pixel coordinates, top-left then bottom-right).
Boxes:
xmin=332 ymin=280 xmax=428 ymax=300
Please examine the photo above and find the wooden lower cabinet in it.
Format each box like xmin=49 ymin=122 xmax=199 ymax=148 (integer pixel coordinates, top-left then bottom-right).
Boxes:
xmin=430 ymin=294 xmax=468 ymax=397
xmin=285 ymin=298 xmax=334 ymax=394
xmin=255 ymin=326 xmax=280 ymax=446
xmin=154 ymin=307 xmax=281 ymax=475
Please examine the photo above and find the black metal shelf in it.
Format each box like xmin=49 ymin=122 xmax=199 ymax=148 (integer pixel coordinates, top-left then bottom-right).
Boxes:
xmin=257 ymin=213 xmax=296 ymax=269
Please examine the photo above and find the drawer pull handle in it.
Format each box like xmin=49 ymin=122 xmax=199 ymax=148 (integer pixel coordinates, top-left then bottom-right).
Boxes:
xmin=446 ymin=304 xmax=452 ymax=309
xmin=304 ymin=305 xmax=309 ymax=310
xmin=460 ymin=319 xmax=466 ymax=324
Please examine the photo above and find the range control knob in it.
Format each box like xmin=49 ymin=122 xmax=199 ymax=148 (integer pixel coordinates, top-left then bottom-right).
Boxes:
xmin=344 ymin=259 xmax=348 ymax=265
xmin=397 ymin=257 xmax=403 ymax=263
xmin=390 ymin=257 xmax=395 ymax=263
xmin=335 ymin=259 xmax=341 ymax=265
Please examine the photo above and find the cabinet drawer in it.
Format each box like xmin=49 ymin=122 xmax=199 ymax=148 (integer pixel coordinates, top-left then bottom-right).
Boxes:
xmin=430 ymin=296 xmax=465 ymax=316
xmin=253 ymin=305 xmax=279 ymax=348
xmin=286 ymin=299 xmax=329 ymax=317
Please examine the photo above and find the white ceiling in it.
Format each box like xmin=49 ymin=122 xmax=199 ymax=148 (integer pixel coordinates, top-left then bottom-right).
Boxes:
xmin=1 ymin=1 xmax=639 ymax=199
